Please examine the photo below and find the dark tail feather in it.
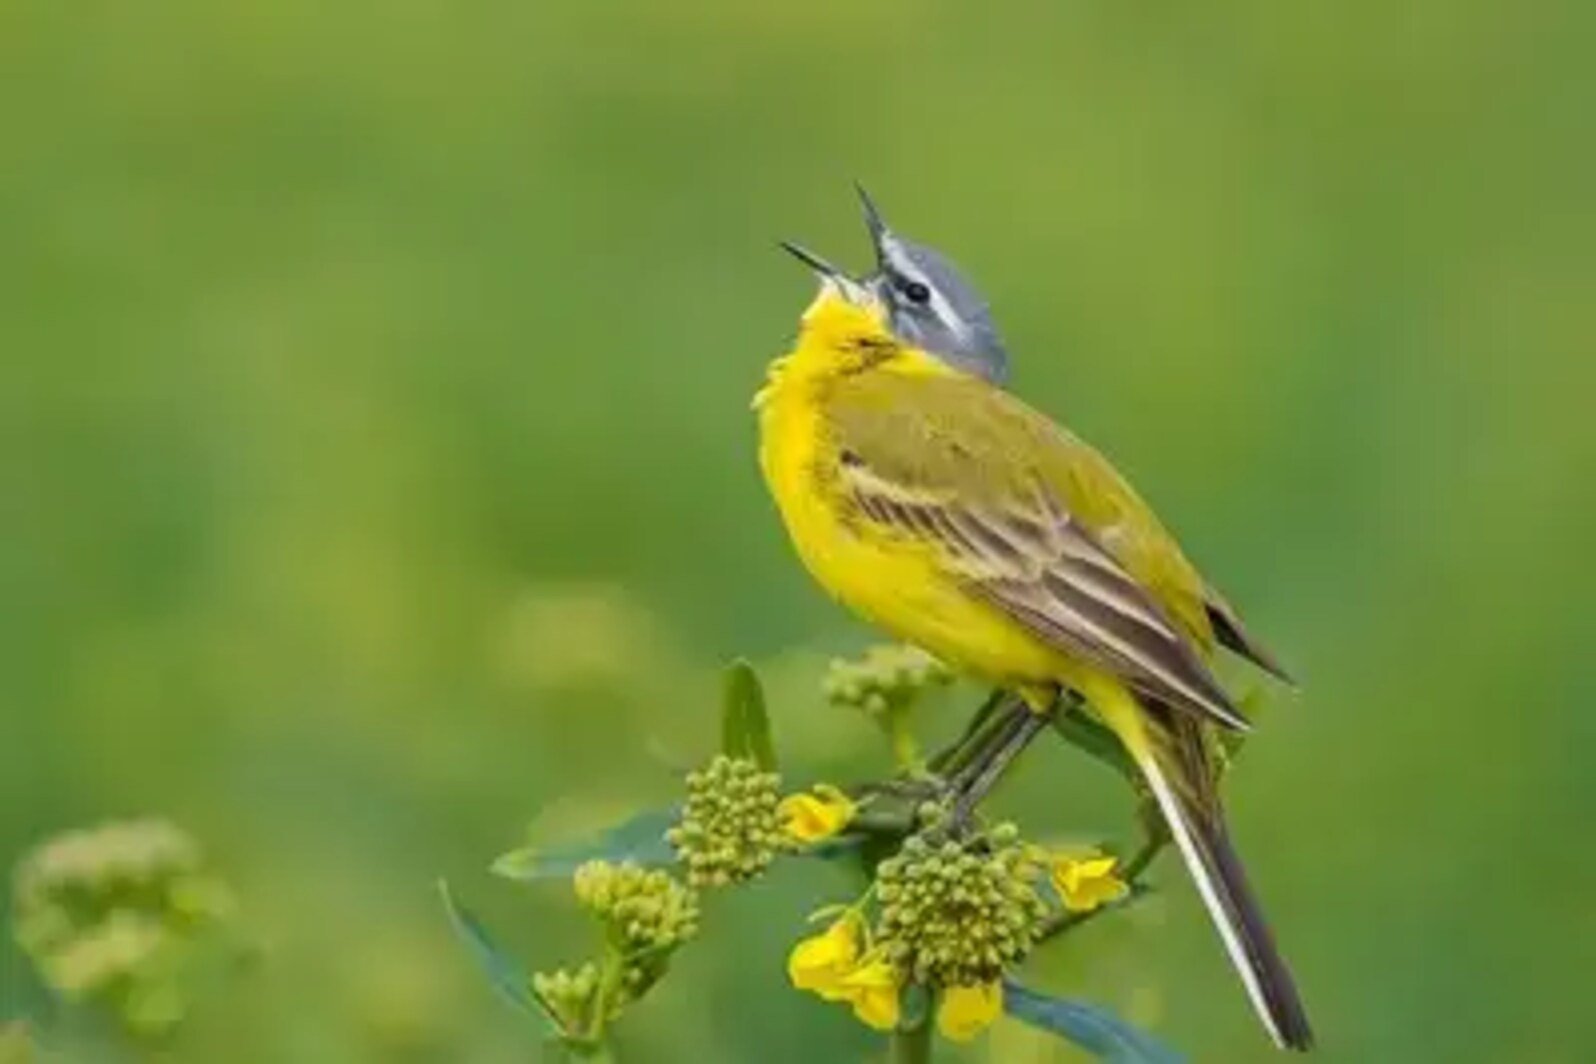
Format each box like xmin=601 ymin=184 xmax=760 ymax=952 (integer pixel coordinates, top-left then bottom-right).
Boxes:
xmin=1139 ymin=739 xmax=1314 ymax=1050
xmin=1198 ymin=805 xmax=1315 ymax=1050
xmin=1205 ymin=590 xmax=1296 ymax=686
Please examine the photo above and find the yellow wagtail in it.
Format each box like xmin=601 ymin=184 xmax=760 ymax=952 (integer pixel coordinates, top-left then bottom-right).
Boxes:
xmin=755 ymin=191 xmax=1312 ymax=1050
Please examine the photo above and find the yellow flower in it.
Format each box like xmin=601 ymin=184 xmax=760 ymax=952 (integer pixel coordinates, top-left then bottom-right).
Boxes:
xmin=1050 ymin=852 xmax=1129 ymax=913
xmin=840 ymin=956 xmax=902 ymax=1031
xmin=937 ymin=980 xmax=1004 ymax=1042
xmin=788 ymin=915 xmax=903 ymax=1030
xmin=778 ymin=785 xmax=857 ymax=844
xmin=787 ymin=914 xmax=862 ymax=1001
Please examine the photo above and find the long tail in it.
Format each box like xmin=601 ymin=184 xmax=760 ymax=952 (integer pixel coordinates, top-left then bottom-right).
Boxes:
xmin=1090 ymin=681 xmax=1314 ymax=1050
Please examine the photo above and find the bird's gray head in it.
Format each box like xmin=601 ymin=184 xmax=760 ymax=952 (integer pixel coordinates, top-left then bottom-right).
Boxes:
xmin=779 ymin=186 xmax=1011 ymax=384
xmin=854 ymin=185 xmax=1009 ymax=384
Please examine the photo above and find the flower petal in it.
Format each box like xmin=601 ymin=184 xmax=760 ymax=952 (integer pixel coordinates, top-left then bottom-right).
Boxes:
xmin=787 ymin=915 xmax=861 ymax=996
xmin=1050 ymin=852 xmax=1129 ymax=914
xmin=842 ymin=959 xmax=902 ymax=1031
xmin=778 ymin=787 xmax=858 ymax=843
xmin=937 ymin=981 xmax=1003 ymax=1042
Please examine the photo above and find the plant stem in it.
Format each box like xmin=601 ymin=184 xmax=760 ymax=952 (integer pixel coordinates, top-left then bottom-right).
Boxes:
xmin=564 ymin=1044 xmax=615 ymax=1064
xmin=586 ymin=945 xmax=626 ymax=1042
xmin=886 ymin=705 xmax=923 ymax=773
xmin=1120 ymin=811 xmax=1169 ymax=881
xmin=891 ymin=1022 xmax=933 ymax=1064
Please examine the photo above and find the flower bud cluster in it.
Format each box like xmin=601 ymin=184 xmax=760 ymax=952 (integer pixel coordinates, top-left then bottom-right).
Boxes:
xmin=531 ymin=961 xmax=602 ymax=1031
xmin=568 ymin=860 xmax=700 ymax=1013
xmin=874 ymin=824 xmax=1048 ymax=987
xmin=666 ymin=755 xmax=784 ymax=887
xmin=573 ymin=861 xmax=700 ymax=955
xmin=10 ymin=819 xmax=236 ymax=1038
xmin=822 ymin=644 xmax=951 ymax=719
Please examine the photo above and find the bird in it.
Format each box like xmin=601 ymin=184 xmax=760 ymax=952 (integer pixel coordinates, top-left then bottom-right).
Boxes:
xmin=756 ymin=190 xmax=1313 ymax=1050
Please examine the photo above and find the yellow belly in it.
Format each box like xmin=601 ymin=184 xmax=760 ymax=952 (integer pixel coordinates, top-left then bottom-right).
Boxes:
xmin=758 ymin=394 xmax=1088 ymax=693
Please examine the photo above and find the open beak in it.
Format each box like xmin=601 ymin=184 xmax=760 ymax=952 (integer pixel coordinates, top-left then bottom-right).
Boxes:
xmin=779 ymin=239 xmax=873 ymax=305
xmin=854 ymin=181 xmax=889 ymax=257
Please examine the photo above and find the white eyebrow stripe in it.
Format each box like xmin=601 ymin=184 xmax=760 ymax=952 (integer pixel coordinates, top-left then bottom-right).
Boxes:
xmin=881 ymin=238 xmax=971 ymax=340
xmin=929 ymin=286 xmax=971 ymax=338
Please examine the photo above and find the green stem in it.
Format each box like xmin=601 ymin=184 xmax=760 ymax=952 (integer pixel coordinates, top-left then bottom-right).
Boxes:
xmin=585 ymin=945 xmax=626 ymax=1042
xmin=891 ymin=1021 xmax=933 ymax=1064
xmin=1120 ymin=811 xmax=1169 ymax=881
xmin=553 ymin=1042 xmax=616 ymax=1064
xmin=886 ymin=705 xmax=923 ymax=774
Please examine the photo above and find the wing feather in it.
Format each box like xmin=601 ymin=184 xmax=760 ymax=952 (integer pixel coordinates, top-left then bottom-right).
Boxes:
xmin=826 ymin=374 xmax=1247 ymax=730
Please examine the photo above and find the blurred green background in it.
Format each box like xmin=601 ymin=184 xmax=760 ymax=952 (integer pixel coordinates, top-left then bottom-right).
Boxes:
xmin=3 ymin=1 xmax=1592 ymax=1060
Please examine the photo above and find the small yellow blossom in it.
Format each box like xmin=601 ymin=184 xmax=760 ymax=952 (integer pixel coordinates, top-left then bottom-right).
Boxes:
xmin=787 ymin=914 xmax=862 ymax=1001
xmin=1050 ymin=852 xmax=1129 ymax=913
xmin=778 ymin=785 xmax=857 ymax=844
xmin=840 ymin=956 xmax=901 ymax=1031
xmin=788 ymin=915 xmax=903 ymax=1030
xmin=937 ymin=980 xmax=1004 ymax=1042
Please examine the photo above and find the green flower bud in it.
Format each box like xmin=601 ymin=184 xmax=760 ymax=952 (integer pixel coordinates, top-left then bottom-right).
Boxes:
xmin=532 ymin=960 xmax=604 ymax=1032
xmin=669 ymin=755 xmax=785 ymax=888
xmin=822 ymin=644 xmax=952 ymax=718
xmin=872 ymin=825 xmax=1046 ymax=988
xmin=572 ymin=860 xmax=700 ymax=955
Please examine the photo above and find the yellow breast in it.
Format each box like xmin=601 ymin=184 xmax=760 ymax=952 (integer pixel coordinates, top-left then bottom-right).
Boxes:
xmin=755 ymin=348 xmax=1073 ymax=688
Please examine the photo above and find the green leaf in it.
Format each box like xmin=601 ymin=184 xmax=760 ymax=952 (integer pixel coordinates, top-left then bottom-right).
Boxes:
xmin=491 ymin=807 xmax=680 ymax=881
xmin=438 ymin=881 xmax=562 ymax=1034
xmin=1003 ymin=981 xmax=1183 ymax=1063
xmin=721 ymin=659 xmax=778 ymax=771
xmin=1053 ymin=706 xmax=1137 ymax=780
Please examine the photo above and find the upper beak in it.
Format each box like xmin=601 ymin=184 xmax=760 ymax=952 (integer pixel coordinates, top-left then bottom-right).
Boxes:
xmin=779 ymin=239 xmax=873 ymax=304
xmin=854 ymin=181 xmax=888 ymax=255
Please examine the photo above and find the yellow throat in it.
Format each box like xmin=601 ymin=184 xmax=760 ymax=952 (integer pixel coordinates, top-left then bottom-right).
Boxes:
xmin=754 ymin=283 xmax=946 ymax=412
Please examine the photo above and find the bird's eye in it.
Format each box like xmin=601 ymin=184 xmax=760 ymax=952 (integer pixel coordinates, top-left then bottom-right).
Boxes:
xmin=901 ymin=280 xmax=931 ymax=305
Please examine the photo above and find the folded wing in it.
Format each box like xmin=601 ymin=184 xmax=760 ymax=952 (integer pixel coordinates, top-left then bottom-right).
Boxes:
xmin=826 ymin=374 xmax=1247 ymax=731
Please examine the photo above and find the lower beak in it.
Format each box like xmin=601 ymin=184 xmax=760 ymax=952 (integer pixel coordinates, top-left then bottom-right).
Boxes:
xmin=779 ymin=240 xmax=873 ymax=305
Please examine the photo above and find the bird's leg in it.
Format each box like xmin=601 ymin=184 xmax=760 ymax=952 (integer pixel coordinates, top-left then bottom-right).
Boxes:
xmin=949 ymin=698 xmax=1058 ymax=824
xmin=947 ymin=687 xmax=1090 ymax=803
xmin=926 ymin=687 xmax=1006 ymax=774
xmin=930 ymin=688 xmax=1019 ymax=779
xmin=944 ymin=703 xmax=1026 ymax=795
xmin=869 ymin=690 xmax=1015 ymax=807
